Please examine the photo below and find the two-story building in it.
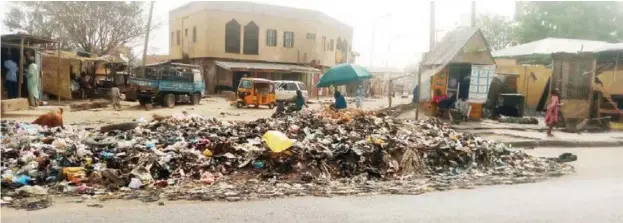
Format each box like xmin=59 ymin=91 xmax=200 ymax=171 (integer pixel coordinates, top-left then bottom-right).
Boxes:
xmin=169 ymin=1 xmax=354 ymax=94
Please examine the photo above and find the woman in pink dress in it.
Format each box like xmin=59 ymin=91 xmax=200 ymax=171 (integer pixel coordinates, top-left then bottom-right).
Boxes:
xmin=545 ymin=89 xmax=560 ymax=137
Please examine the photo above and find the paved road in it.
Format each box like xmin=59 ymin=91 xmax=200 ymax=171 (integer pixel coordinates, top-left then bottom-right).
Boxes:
xmin=3 ymin=147 xmax=622 ymax=223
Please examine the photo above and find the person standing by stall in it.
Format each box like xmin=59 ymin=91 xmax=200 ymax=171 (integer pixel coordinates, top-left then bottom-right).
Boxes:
xmin=3 ymin=54 xmax=18 ymax=99
xmin=25 ymin=56 xmax=40 ymax=107
xmin=545 ymin=89 xmax=561 ymax=137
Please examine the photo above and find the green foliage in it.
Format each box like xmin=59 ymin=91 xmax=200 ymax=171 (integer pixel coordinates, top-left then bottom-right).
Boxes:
xmin=478 ymin=2 xmax=623 ymax=50
xmin=476 ymin=14 xmax=515 ymax=50
xmin=514 ymin=1 xmax=623 ymax=43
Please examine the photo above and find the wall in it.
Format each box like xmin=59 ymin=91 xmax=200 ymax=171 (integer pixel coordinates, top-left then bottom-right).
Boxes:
xmin=41 ymin=55 xmax=79 ymax=100
xmin=496 ymin=58 xmax=623 ymax=110
xmin=169 ymin=5 xmax=353 ymax=67
xmin=495 ymin=62 xmax=552 ymax=109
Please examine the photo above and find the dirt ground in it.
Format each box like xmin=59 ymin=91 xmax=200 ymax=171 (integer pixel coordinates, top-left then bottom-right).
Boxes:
xmin=0 ymin=96 xmax=414 ymax=126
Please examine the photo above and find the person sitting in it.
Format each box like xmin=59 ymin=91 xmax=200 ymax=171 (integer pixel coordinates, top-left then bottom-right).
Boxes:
xmin=432 ymin=89 xmax=454 ymax=118
xmin=333 ymin=90 xmax=347 ymax=110
xmin=294 ymin=90 xmax=308 ymax=111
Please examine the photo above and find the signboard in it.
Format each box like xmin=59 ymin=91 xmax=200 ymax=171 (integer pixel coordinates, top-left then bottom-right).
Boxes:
xmin=468 ymin=64 xmax=496 ymax=103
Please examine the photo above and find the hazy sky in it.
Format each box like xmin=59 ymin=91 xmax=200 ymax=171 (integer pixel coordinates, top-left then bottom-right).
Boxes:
xmin=1 ymin=0 xmax=515 ymax=70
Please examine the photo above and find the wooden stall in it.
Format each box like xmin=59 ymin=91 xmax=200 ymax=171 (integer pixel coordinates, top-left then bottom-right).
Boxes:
xmin=1 ymin=34 xmax=55 ymax=110
xmin=418 ymin=27 xmax=496 ymax=120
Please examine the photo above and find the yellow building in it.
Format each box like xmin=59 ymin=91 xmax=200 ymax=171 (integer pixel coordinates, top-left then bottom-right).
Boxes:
xmin=169 ymin=1 xmax=354 ymax=94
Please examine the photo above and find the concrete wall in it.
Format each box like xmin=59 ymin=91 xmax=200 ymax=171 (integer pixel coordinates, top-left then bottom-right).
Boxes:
xmin=495 ymin=58 xmax=623 ymax=109
xmin=169 ymin=3 xmax=353 ymax=67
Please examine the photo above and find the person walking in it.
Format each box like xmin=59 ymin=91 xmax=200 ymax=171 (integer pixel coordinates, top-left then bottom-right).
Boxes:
xmin=110 ymin=84 xmax=122 ymax=111
xmin=25 ymin=57 xmax=40 ymax=107
xmin=545 ymin=89 xmax=561 ymax=137
xmin=355 ymin=84 xmax=364 ymax=109
xmin=3 ymin=55 xmax=18 ymax=99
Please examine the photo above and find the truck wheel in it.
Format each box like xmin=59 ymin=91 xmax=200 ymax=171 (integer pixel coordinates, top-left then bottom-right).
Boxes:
xmin=236 ymin=101 xmax=244 ymax=108
xmin=163 ymin=93 xmax=175 ymax=108
xmin=268 ymin=103 xmax=275 ymax=109
xmin=191 ymin=93 xmax=201 ymax=105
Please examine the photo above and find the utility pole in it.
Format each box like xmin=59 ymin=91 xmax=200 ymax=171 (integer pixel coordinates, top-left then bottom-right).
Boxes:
xmin=57 ymin=40 xmax=61 ymax=103
xmin=370 ymin=13 xmax=392 ymax=67
xmin=417 ymin=1 xmax=435 ymax=120
xmin=141 ymin=1 xmax=155 ymax=76
xmin=371 ymin=27 xmax=376 ymax=67
xmin=471 ymin=1 xmax=476 ymax=27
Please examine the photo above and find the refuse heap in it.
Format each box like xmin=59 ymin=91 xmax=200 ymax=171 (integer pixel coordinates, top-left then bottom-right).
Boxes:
xmin=0 ymin=109 xmax=574 ymax=209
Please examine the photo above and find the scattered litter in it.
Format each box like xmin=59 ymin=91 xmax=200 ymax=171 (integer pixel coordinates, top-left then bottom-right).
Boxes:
xmin=0 ymin=108 xmax=574 ymax=210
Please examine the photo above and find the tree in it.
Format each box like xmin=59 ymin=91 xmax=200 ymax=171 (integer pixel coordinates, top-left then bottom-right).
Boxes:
xmin=477 ymin=14 xmax=516 ymax=51
xmin=514 ymin=1 xmax=623 ymax=43
xmin=4 ymin=2 xmax=156 ymax=55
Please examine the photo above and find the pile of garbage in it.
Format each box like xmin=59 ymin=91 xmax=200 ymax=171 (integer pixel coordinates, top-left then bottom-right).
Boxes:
xmin=0 ymin=109 xmax=574 ymax=209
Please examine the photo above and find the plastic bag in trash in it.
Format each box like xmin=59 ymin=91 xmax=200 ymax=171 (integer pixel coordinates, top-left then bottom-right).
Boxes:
xmin=263 ymin=131 xmax=295 ymax=153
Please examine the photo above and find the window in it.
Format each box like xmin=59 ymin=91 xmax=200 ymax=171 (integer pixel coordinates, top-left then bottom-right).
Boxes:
xmin=306 ymin=33 xmax=315 ymax=40
xmin=286 ymin=83 xmax=297 ymax=90
xmin=266 ymin=29 xmax=277 ymax=46
xmin=225 ymin=19 xmax=241 ymax=53
xmin=170 ymin=32 xmax=174 ymax=46
xmin=192 ymin=26 xmax=197 ymax=43
xmin=322 ymin=36 xmax=326 ymax=51
xmin=239 ymin=79 xmax=252 ymax=89
xmin=243 ymin=21 xmax=259 ymax=55
xmin=284 ymin=31 xmax=294 ymax=48
xmin=336 ymin=38 xmax=342 ymax=51
xmin=185 ymin=28 xmax=188 ymax=36
xmin=329 ymin=39 xmax=334 ymax=51
xmin=297 ymin=83 xmax=307 ymax=91
xmin=469 ymin=65 xmax=496 ymax=102
xmin=176 ymin=30 xmax=180 ymax=46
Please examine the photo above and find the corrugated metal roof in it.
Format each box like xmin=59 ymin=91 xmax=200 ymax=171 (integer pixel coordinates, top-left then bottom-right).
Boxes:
xmin=492 ymin=38 xmax=610 ymax=57
xmin=595 ymin=43 xmax=623 ymax=53
xmin=40 ymin=50 xmax=106 ymax=62
xmin=1 ymin=33 xmax=55 ymax=45
xmin=215 ymin=61 xmax=319 ymax=73
xmin=421 ymin=27 xmax=480 ymax=66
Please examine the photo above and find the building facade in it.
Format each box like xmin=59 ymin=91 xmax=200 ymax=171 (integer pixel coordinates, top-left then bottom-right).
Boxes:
xmin=169 ymin=1 xmax=354 ymax=94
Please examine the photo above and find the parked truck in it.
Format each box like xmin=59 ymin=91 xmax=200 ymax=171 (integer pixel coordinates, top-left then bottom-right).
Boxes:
xmin=125 ymin=62 xmax=204 ymax=108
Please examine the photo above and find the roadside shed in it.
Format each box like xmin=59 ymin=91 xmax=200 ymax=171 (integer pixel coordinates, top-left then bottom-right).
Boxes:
xmin=418 ymin=27 xmax=496 ymax=119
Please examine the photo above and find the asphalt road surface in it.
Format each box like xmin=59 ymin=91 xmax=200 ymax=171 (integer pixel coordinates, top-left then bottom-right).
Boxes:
xmin=3 ymin=147 xmax=622 ymax=223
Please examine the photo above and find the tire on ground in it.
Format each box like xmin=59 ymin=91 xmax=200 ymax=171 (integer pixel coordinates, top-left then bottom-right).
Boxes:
xmin=163 ymin=93 xmax=176 ymax=108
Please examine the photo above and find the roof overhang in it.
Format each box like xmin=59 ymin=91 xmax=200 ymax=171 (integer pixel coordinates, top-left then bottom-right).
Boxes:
xmin=1 ymin=34 xmax=55 ymax=45
xmin=215 ymin=60 xmax=319 ymax=73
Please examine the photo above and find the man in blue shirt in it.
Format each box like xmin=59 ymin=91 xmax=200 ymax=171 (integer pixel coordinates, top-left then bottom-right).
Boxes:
xmin=3 ymin=55 xmax=18 ymax=99
xmin=412 ymin=85 xmax=419 ymax=104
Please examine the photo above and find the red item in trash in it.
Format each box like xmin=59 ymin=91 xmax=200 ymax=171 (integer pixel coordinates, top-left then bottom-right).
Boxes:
xmin=201 ymin=172 xmax=216 ymax=185
xmin=154 ymin=180 xmax=169 ymax=188
xmin=32 ymin=108 xmax=64 ymax=128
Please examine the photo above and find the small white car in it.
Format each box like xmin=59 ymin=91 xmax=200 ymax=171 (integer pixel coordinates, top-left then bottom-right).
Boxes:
xmin=274 ymin=80 xmax=309 ymax=102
